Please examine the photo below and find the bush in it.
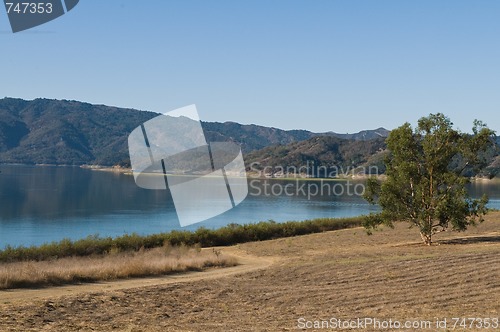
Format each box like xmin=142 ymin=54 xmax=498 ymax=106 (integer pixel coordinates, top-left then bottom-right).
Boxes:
xmin=0 ymin=216 xmax=364 ymax=263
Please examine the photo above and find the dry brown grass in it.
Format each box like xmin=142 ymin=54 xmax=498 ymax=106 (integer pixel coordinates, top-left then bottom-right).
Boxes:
xmin=0 ymin=213 xmax=499 ymax=331
xmin=0 ymin=245 xmax=237 ymax=290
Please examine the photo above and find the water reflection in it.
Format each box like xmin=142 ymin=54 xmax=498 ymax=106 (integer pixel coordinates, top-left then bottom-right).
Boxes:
xmin=1 ymin=165 xmax=499 ymax=247
xmin=467 ymin=179 xmax=500 ymax=209
xmin=0 ymin=165 xmax=172 ymax=220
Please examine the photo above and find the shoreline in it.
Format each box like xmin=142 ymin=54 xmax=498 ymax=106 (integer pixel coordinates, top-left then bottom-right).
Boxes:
xmin=1 ymin=163 xmax=499 ymax=182
xmin=79 ymin=164 xmax=133 ymax=174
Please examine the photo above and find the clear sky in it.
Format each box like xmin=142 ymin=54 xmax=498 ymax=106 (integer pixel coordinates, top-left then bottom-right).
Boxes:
xmin=1 ymin=1 xmax=499 ymax=133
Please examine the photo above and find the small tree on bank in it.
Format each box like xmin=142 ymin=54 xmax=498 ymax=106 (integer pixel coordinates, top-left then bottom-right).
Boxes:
xmin=364 ymin=113 xmax=495 ymax=245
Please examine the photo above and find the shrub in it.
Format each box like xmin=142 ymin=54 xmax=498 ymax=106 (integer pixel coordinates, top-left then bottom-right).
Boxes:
xmin=0 ymin=216 xmax=364 ymax=263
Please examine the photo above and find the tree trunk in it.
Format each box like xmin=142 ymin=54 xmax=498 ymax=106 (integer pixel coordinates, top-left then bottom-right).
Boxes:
xmin=420 ymin=232 xmax=432 ymax=246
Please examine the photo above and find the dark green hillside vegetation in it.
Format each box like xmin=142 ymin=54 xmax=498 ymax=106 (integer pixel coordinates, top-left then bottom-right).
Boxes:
xmin=0 ymin=98 xmax=157 ymax=165
xmin=245 ymin=136 xmax=387 ymax=177
xmin=201 ymin=121 xmax=319 ymax=153
xmin=1 ymin=98 xmax=320 ymax=165
xmin=0 ymin=98 xmax=389 ymax=166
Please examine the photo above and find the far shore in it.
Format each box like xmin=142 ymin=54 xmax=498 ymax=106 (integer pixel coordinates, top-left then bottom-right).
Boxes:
xmin=2 ymin=163 xmax=499 ymax=183
xmin=80 ymin=164 xmax=133 ymax=174
xmin=80 ymin=166 xmax=500 ymax=183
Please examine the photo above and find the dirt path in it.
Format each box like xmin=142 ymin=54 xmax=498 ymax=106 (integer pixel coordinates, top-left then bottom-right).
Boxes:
xmin=0 ymin=246 xmax=277 ymax=305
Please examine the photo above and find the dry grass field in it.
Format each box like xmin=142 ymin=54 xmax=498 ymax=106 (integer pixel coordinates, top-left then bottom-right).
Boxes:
xmin=0 ymin=212 xmax=499 ymax=331
xmin=0 ymin=245 xmax=236 ymax=290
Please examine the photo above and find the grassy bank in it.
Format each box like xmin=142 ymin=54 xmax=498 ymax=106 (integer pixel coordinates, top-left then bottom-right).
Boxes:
xmin=0 ymin=244 xmax=236 ymax=290
xmin=0 ymin=217 xmax=363 ymax=263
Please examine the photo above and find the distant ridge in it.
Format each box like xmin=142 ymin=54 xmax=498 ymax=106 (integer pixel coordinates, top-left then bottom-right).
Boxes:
xmin=0 ymin=97 xmax=390 ymax=166
xmin=203 ymin=121 xmax=389 ymax=152
xmin=330 ymin=127 xmax=391 ymax=141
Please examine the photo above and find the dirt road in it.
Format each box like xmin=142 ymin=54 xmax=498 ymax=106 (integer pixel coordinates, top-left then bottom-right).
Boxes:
xmin=0 ymin=247 xmax=277 ymax=305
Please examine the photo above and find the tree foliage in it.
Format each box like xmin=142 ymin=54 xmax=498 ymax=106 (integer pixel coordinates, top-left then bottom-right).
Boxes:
xmin=363 ymin=113 xmax=495 ymax=245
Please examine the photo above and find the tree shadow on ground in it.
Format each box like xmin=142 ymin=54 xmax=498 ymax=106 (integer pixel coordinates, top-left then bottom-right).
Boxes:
xmin=438 ymin=235 xmax=500 ymax=245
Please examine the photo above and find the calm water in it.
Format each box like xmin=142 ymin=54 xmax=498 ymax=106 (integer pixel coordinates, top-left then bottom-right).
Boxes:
xmin=1 ymin=165 xmax=499 ymax=247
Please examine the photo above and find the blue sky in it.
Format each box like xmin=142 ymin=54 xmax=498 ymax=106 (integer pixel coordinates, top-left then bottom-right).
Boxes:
xmin=1 ymin=1 xmax=499 ymax=133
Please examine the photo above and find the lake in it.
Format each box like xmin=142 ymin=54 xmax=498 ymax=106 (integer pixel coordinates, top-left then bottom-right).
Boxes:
xmin=1 ymin=165 xmax=499 ymax=247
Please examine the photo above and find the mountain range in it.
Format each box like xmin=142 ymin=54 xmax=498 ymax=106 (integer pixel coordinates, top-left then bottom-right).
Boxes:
xmin=1 ymin=98 xmax=498 ymax=177
xmin=0 ymin=98 xmax=389 ymax=166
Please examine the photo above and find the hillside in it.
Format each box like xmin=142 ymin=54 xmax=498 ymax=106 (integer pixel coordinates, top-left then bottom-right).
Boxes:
xmin=3 ymin=97 xmax=497 ymax=177
xmin=0 ymin=98 xmax=160 ymax=165
xmin=246 ymin=134 xmax=500 ymax=178
xmin=245 ymin=136 xmax=388 ymax=177
xmin=0 ymin=98 xmax=389 ymax=166
xmin=327 ymin=127 xmax=390 ymax=140
xmin=202 ymin=121 xmax=318 ymax=153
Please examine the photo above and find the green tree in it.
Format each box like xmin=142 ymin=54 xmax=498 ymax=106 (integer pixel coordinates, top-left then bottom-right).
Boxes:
xmin=364 ymin=113 xmax=495 ymax=245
